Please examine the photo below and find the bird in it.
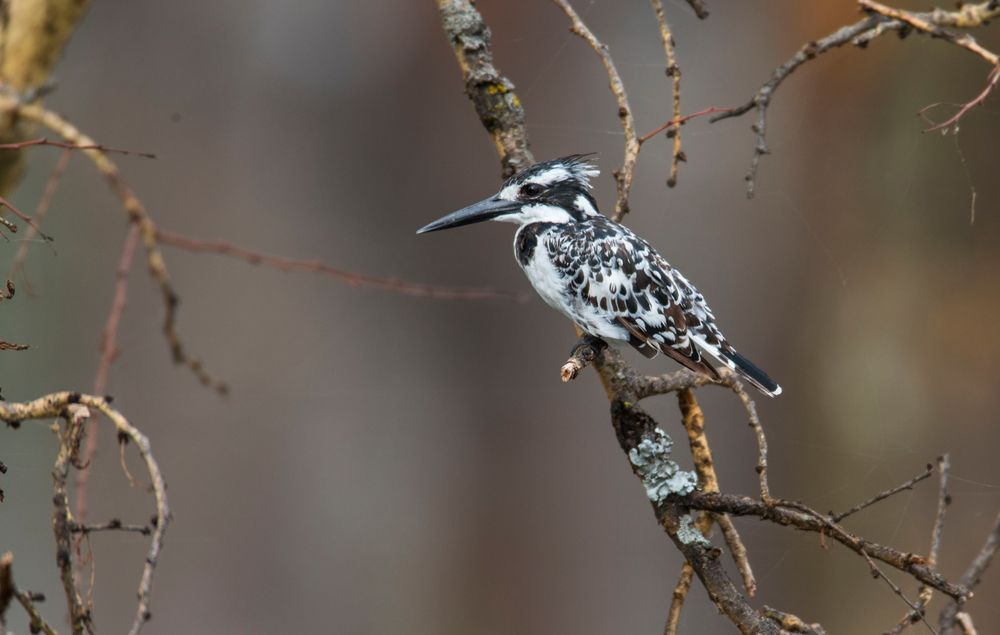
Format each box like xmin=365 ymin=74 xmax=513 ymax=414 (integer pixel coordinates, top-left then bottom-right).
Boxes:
xmin=416 ymin=155 xmax=781 ymax=397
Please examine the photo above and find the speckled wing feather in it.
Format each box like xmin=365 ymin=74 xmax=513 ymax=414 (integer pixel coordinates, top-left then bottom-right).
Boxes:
xmin=544 ymin=216 xmax=732 ymax=378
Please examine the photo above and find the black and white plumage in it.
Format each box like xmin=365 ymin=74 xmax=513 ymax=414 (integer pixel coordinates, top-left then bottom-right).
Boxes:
xmin=417 ymin=155 xmax=781 ymax=397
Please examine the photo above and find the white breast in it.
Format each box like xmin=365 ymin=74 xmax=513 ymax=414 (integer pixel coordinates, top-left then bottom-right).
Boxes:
xmin=516 ymin=235 xmax=629 ymax=342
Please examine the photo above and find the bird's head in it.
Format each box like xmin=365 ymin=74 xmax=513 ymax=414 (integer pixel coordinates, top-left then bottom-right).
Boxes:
xmin=416 ymin=155 xmax=601 ymax=234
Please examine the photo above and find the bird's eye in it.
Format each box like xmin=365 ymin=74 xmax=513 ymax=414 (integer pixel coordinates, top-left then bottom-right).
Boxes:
xmin=520 ymin=183 xmax=544 ymax=197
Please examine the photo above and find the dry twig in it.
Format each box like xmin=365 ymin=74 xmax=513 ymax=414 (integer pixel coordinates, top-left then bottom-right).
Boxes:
xmin=886 ymin=455 xmax=950 ymax=634
xmin=552 ymin=0 xmax=639 ymax=220
xmin=649 ymin=0 xmax=684 ymax=187
xmin=0 ymin=552 xmax=58 ymax=635
xmin=155 ymin=229 xmax=523 ymax=301
xmin=8 ymin=148 xmax=71 ymax=288
xmin=712 ymin=0 xmax=1000 ymax=196
xmin=0 ymin=392 xmax=169 ymax=635
xmin=0 ymin=94 xmax=227 ymax=394
xmin=939 ymin=512 xmax=1000 ymax=634
xmin=833 ymin=461 xmax=935 ymax=523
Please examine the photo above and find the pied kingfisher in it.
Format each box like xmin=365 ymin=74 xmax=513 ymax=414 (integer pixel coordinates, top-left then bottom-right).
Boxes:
xmin=417 ymin=155 xmax=781 ymax=397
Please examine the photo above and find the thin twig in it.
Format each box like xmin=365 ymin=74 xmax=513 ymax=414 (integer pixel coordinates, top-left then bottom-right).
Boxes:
xmin=688 ymin=491 xmax=969 ymax=600
xmin=69 ymin=520 xmax=151 ymax=536
xmin=726 ymin=378 xmax=771 ymax=502
xmin=649 ymin=0 xmax=684 ymax=187
xmin=939 ymin=512 xmax=1000 ymax=633
xmin=74 ymin=223 xmax=141 ymax=529
xmin=0 ymin=193 xmax=53 ymax=241
xmin=886 ymin=455 xmax=951 ymax=634
xmin=833 ymin=462 xmax=935 ymax=523
xmin=8 ymin=149 xmax=71 ymax=288
xmin=663 ymin=564 xmax=694 ymax=635
xmin=552 ymin=0 xmax=639 ymax=220
xmin=0 ymin=552 xmax=58 ymax=635
xmin=918 ymin=65 xmax=1000 ymax=132
xmin=155 ymin=229 xmax=524 ymax=301
xmin=638 ymin=106 xmax=733 ymax=145
xmin=0 ymin=136 xmax=155 ymax=158
xmin=53 ymin=405 xmax=89 ymax=635
xmin=712 ymin=0 xmax=1000 ymax=196
xmin=0 ymin=94 xmax=227 ymax=394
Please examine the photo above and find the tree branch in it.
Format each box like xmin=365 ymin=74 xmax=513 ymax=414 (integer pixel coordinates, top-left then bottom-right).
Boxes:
xmin=552 ymin=0 xmax=639 ymax=220
xmin=711 ymin=0 xmax=1000 ymax=196
xmin=0 ymin=552 xmax=58 ymax=635
xmin=649 ymin=0 xmax=684 ymax=188
xmin=939 ymin=512 xmax=1000 ymax=633
xmin=437 ymin=0 xmax=534 ymax=177
xmin=0 ymin=392 xmax=169 ymax=635
xmin=155 ymin=229 xmax=522 ymax=301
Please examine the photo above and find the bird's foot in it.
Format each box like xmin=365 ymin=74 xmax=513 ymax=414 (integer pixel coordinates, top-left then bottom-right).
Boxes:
xmin=560 ymin=335 xmax=608 ymax=382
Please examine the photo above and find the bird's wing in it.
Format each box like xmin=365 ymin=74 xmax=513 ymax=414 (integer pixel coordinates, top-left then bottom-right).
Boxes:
xmin=549 ymin=221 xmax=722 ymax=377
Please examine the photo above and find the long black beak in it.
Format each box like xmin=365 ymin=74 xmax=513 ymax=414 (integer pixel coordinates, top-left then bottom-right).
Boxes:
xmin=416 ymin=196 xmax=520 ymax=234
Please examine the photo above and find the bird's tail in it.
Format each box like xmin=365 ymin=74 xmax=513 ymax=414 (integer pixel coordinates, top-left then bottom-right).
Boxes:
xmin=722 ymin=350 xmax=782 ymax=397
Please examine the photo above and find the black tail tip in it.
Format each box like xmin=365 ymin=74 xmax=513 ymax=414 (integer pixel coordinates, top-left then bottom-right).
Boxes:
xmin=726 ymin=350 xmax=782 ymax=397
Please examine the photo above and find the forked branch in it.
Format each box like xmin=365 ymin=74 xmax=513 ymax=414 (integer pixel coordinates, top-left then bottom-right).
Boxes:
xmin=712 ymin=0 xmax=1000 ymax=196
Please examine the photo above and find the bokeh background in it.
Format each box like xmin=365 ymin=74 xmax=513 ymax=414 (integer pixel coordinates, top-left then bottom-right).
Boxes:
xmin=1 ymin=1 xmax=999 ymax=633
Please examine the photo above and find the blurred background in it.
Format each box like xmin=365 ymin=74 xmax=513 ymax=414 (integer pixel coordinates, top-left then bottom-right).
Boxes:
xmin=1 ymin=0 xmax=999 ymax=633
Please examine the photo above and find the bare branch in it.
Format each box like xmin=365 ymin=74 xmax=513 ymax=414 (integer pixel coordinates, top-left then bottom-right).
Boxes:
xmin=687 ymin=491 xmax=969 ymax=601
xmin=886 ymin=455 xmax=951 ymax=634
xmin=939 ymin=512 xmax=1000 ymax=633
xmin=0 ymin=552 xmax=58 ymax=635
xmin=649 ymin=0 xmax=684 ymax=187
xmin=552 ymin=0 xmax=639 ymax=220
xmin=638 ymin=106 xmax=734 ymax=145
xmin=52 ymin=405 xmax=89 ymax=635
xmin=919 ymin=65 xmax=1000 ymax=132
xmin=665 ymin=389 xmax=756 ymax=631
xmin=663 ymin=563 xmax=694 ymax=635
xmin=73 ymin=224 xmax=141 ymax=529
xmin=0 ymin=392 xmax=170 ymax=635
xmin=833 ymin=462 xmax=935 ymax=523
xmin=0 ymin=192 xmax=53 ymax=241
xmin=859 ymin=0 xmax=999 ymax=66
xmin=155 ymin=229 xmax=523 ymax=301
xmin=712 ymin=0 xmax=1000 ymax=196
xmin=0 ymin=94 xmax=227 ymax=394
xmin=437 ymin=0 xmax=534 ymax=177
xmin=0 ymin=136 xmax=155 ymax=158
xmin=69 ymin=519 xmax=151 ymax=536
xmin=8 ymin=149 xmax=72 ymax=287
